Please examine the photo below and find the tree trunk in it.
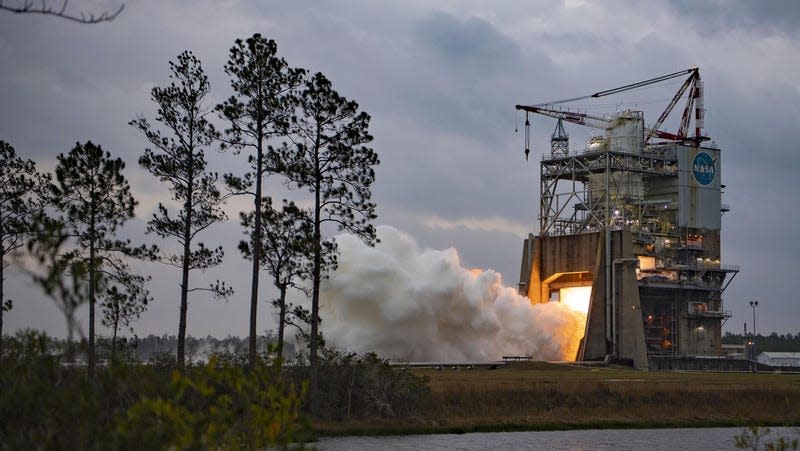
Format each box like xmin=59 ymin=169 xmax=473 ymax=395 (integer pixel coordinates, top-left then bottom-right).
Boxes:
xmin=178 ymin=152 xmax=194 ymax=373
xmin=277 ymin=284 xmax=287 ymax=363
xmin=0 ymin=213 xmax=5 ymax=357
xmin=0 ymin=247 xmax=4 ymax=358
xmin=249 ymin=126 xmax=264 ymax=368
xmin=88 ymin=208 xmax=96 ymax=382
xmin=111 ymin=322 xmax=118 ymax=362
xmin=309 ymin=156 xmax=322 ymax=415
xmin=65 ymin=316 xmax=74 ymax=363
xmin=178 ymin=245 xmax=189 ymax=371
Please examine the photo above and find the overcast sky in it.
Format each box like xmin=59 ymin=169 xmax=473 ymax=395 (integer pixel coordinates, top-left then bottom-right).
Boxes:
xmin=2 ymin=0 xmax=798 ymax=340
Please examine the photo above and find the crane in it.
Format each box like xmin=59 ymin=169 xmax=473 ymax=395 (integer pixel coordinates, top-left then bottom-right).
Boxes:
xmin=515 ymin=68 xmax=706 ymax=158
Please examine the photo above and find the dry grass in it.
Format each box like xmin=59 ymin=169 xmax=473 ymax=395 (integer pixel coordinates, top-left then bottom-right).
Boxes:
xmin=316 ymin=363 xmax=800 ymax=435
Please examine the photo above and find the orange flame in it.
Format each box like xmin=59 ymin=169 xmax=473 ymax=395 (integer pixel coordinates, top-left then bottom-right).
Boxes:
xmin=555 ymin=286 xmax=591 ymax=361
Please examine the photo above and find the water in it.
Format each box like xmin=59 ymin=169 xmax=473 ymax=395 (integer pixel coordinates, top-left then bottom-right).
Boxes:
xmin=316 ymin=427 xmax=799 ymax=451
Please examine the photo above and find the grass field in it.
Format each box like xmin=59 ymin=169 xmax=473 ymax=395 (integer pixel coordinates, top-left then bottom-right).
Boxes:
xmin=317 ymin=362 xmax=800 ymax=436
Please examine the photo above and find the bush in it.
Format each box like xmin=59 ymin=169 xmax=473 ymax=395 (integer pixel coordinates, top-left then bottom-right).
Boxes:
xmin=290 ymin=347 xmax=429 ymax=421
xmin=114 ymin=356 xmax=308 ymax=450
xmin=0 ymin=330 xmax=310 ymax=450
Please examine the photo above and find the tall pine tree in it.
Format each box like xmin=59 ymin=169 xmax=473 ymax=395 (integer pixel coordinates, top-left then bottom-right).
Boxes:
xmin=0 ymin=140 xmax=46 ymax=355
xmin=48 ymin=140 xmax=144 ymax=380
xmin=217 ymin=34 xmax=305 ymax=367
xmin=282 ymin=72 xmax=379 ymax=412
xmin=131 ymin=51 xmax=230 ymax=372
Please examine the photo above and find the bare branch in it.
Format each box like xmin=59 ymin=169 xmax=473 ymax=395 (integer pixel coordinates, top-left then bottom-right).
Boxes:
xmin=0 ymin=0 xmax=125 ymax=24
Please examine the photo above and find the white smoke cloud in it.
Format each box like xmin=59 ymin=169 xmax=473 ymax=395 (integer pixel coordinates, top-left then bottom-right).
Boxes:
xmin=315 ymin=226 xmax=585 ymax=362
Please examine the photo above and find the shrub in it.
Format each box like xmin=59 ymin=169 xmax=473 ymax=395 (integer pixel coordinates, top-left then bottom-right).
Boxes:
xmin=114 ymin=356 xmax=308 ymax=450
xmin=290 ymin=347 xmax=429 ymax=421
xmin=0 ymin=331 xmax=309 ymax=450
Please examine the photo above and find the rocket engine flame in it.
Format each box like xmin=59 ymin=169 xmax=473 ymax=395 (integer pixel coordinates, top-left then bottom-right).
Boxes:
xmin=312 ymin=226 xmax=586 ymax=361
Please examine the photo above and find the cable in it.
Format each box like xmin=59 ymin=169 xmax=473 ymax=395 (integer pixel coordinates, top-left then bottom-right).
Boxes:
xmin=530 ymin=68 xmax=695 ymax=107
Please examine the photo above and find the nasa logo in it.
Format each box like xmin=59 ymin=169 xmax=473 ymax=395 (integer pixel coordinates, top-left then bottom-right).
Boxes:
xmin=692 ymin=151 xmax=715 ymax=186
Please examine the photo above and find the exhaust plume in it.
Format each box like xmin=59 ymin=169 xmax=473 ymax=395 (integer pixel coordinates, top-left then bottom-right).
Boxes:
xmin=313 ymin=226 xmax=586 ymax=361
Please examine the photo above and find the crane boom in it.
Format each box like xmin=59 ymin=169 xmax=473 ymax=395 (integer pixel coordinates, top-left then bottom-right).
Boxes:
xmin=515 ymin=105 xmax=611 ymax=130
xmin=515 ymin=104 xmax=682 ymax=140
xmin=514 ymin=67 xmax=706 ymax=160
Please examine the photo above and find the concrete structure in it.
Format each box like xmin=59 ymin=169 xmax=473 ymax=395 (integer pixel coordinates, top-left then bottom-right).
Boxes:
xmin=517 ymin=73 xmax=739 ymax=369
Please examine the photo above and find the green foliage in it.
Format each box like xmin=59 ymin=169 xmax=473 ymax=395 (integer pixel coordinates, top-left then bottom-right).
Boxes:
xmin=147 ymin=350 xmax=178 ymax=370
xmin=290 ymin=347 xmax=429 ymax=421
xmin=131 ymin=50 xmax=228 ymax=280
xmin=116 ymin=356 xmax=308 ymax=450
xmin=281 ymin=69 xmax=380 ymax=412
xmin=0 ymin=331 xmax=310 ymax=450
xmin=0 ymin=330 xmax=169 ymax=450
xmin=100 ymin=278 xmax=149 ymax=359
xmin=217 ymin=33 xmax=305 ymax=152
xmin=239 ymin=197 xmax=336 ymax=358
xmin=46 ymin=140 xmax=150 ymax=378
xmin=131 ymin=50 xmax=231 ymax=371
xmin=0 ymin=139 xmax=41 ymax=262
xmin=0 ymin=140 xmax=47 ymax=354
xmin=283 ymin=71 xmax=380 ymax=242
xmin=217 ymin=32 xmax=306 ymax=368
xmin=49 ymin=141 xmax=137 ymax=238
xmin=96 ymin=335 xmax=139 ymax=364
xmin=238 ymin=198 xmax=316 ymax=294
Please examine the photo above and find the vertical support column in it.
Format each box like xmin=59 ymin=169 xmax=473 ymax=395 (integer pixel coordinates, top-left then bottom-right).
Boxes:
xmin=611 ymin=230 xmax=649 ymax=370
xmin=580 ymin=232 xmax=609 ymax=361
xmin=604 ymin=152 xmax=613 ymax=351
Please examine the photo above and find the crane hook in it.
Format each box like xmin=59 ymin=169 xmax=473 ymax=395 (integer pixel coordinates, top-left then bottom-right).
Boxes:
xmin=524 ymin=113 xmax=531 ymax=161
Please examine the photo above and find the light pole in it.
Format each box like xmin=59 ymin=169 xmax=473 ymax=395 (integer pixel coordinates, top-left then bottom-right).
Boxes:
xmin=749 ymin=300 xmax=758 ymax=364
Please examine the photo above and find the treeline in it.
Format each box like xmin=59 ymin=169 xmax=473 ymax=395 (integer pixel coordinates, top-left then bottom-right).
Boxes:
xmin=0 ymin=33 xmax=379 ymax=415
xmin=7 ymin=330 xmax=296 ymax=364
xmin=723 ymin=332 xmax=800 ymax=352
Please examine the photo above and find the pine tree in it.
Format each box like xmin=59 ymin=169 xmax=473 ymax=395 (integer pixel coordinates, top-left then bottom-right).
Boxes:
xmin=0 ymin=140 xmax=46 ymax=355
xmin=238 ymin=198 xmax=336 ymax=361
xmin=48 ymin=140 xmax=145 ymax=380
xmin=217 ymin=34 xmax=305 ymax=367
xmin=131 ymin=51 xmax=230 ymax=372
xmin=282 ymin=72 xmax=379 ymax=412
xmin=100 ymin=267 xmax=150 ymax=361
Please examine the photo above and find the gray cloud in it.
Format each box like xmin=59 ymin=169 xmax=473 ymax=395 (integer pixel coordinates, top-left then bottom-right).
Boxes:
xmin=2 ymin=0 xmax=798 ymax=339
xmin=413 ymin=11 xmax=522 ymax=77
xmin=668 ymin=0 xmax=800 ymax=36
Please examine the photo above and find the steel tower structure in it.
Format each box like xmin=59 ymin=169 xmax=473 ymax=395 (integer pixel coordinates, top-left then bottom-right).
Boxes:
xmin=517 ymin=68 xmax=739 ymax=370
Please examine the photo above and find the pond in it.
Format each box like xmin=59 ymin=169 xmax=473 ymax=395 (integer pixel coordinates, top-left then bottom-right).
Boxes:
xmin=316 ymin=426 xmax=799 ymax=450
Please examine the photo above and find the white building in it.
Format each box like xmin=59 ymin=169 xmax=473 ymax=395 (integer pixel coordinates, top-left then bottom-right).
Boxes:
xmin=757 ymin=352 xmax=800 ymax=367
